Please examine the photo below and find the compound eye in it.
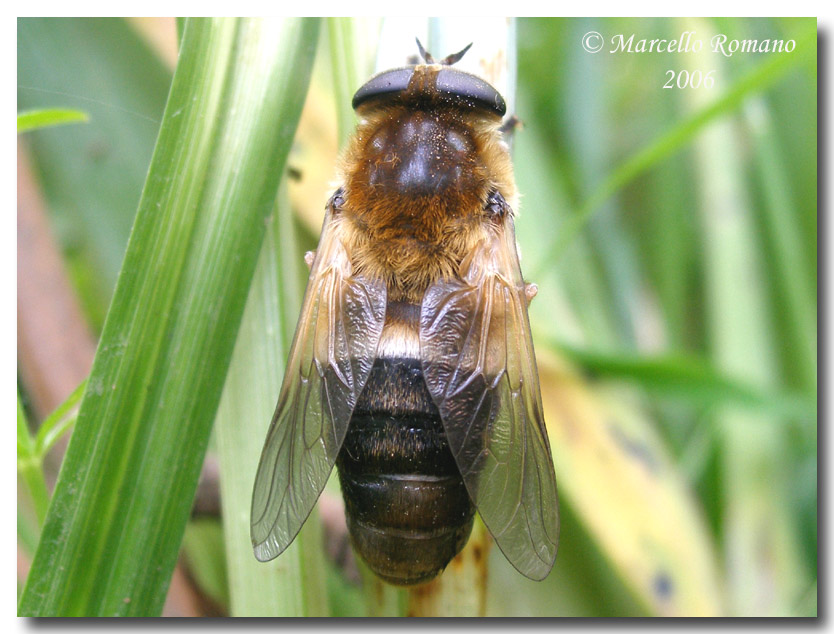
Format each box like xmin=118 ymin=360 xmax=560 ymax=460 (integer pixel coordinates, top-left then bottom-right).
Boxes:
xmin=435 ymin=68 xmax=506 ymax=116
xmin=351 ymin=66 xmax=507 ymax=117
xmin=352 ymin=68 xmax=414 ymax=111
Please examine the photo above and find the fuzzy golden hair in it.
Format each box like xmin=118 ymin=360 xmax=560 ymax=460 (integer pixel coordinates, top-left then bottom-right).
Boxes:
xmin=337 ymin=102 xmax=517 ymax=303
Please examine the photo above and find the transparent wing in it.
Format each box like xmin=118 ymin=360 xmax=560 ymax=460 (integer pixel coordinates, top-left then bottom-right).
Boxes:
xmin=419 ymin=217 xmax=559 ymax=580
xmin=251 ymin=210 xmax=386 ymax=562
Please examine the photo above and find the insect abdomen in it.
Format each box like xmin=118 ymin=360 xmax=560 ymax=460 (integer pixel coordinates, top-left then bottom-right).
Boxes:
xmin=336 ymin=356 xmax=475 ymax=586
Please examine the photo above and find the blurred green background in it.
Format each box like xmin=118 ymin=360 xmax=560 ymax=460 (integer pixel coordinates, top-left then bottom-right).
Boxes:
xmin=17 ymin=17 xmax=816 ymax=616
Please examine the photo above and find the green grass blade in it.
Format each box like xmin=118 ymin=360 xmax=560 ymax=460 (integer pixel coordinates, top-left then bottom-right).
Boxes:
xmin=181 ymin=519 xmax=229 ymax=613
xmin=327 ymin=18 xmax=361 ymax=147
xmin=326 ymin=18 xmax=381 ymax=143
xmin=18 ymin=17 xmax=319 ymax=616
xmin=17 ymin=394 xmax=49 ymax=527
xmin=215 ymin=182 xmax=328 ymax=616
xmin=532 ymin=25 xmax=816 ymax=279
xmin=686 ymin=19 xmax=810 ymax=614
xmin=558 ymin=18 xmax=643 ymax=347
xmin=558 ymin=345 xmax=814 ymax=419
xmin=17 ymin=108 xmax=88 ymax=133
xmin=33 ymin=378 xmax=87 ymax=458
xmin=744 ymin=99 xmax=817 ymax=392
xmin=16 ymin=394 xmax=36 ymax=463
xmin=18 ymin=507 xmax=41 ymax=560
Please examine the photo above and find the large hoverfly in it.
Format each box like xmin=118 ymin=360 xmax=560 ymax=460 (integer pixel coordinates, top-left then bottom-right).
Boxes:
xmin=251 ymin=42 xmax=558 ymax=586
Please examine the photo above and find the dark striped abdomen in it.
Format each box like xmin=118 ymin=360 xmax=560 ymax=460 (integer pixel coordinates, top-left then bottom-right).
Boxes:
xmin=336 ymin=356 xmax=475 ymax=586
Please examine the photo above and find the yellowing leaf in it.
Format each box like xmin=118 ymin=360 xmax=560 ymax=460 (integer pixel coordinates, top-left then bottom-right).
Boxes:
xmin=540 ymin=352 xmax=724 ymax=616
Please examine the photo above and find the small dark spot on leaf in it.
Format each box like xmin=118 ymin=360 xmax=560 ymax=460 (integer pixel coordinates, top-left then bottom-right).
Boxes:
xmin=652 ymin=571 xmax=673 ymax=600
xmin=86 ymin=138 xmax=110 ymax=162
xmin=608 ymin=422 xmax=658 ymax=473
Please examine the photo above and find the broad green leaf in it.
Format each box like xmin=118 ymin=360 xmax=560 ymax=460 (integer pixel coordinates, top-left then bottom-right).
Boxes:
xmin=17 ymin=18 xmax=173 ymax=330
xmin=18 ymin=18 xmax=319 ymax=616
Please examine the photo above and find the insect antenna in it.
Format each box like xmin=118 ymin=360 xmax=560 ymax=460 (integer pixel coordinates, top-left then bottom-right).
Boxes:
xmin=415 ymin=38 xmax=435 ymax=64
xmin=415 ymin=38 xmax=473 ymax=66
xmin=441 ymin=42 xmax=473 ymax=65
